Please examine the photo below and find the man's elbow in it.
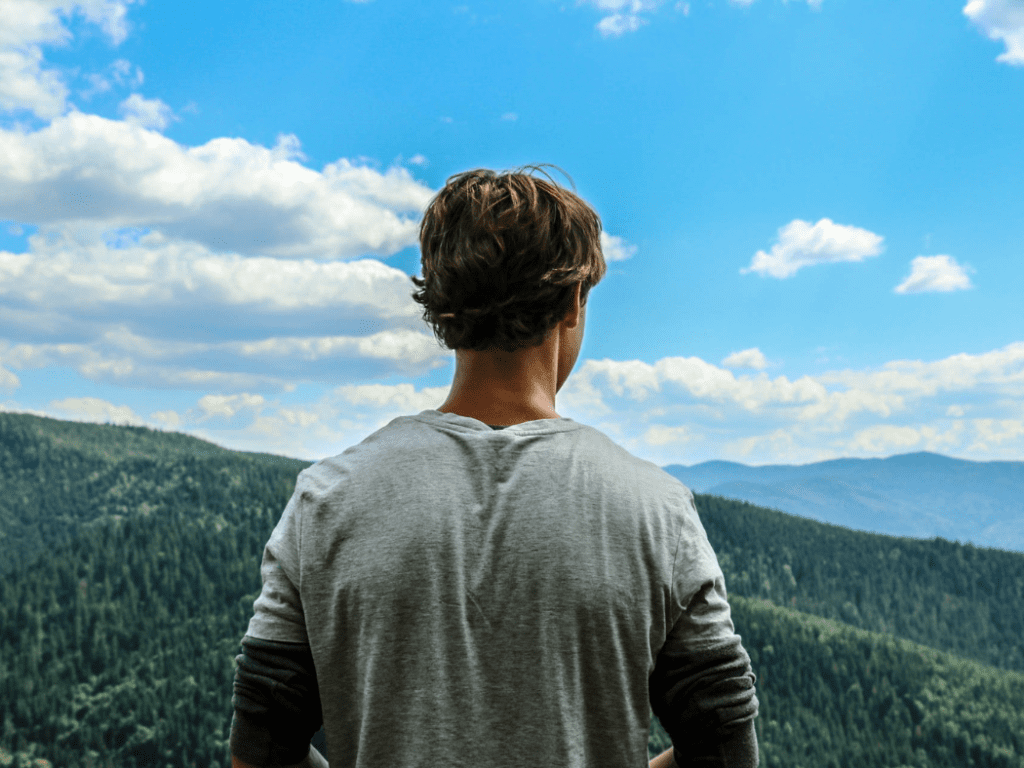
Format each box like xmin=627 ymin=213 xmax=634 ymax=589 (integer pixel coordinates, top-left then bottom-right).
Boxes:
xmin=232 ymin=751 xmax=324 ymax=768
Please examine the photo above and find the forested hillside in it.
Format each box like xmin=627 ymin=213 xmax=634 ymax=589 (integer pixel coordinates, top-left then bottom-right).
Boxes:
xmin=697 ymin=494 xmax=1024 ymax=674
xmin=1 ymin=413 xmax=1022 ymax=768
xmin=650 ymin=595 xmax=1024 ymax=768
xmin=0 ymin=412 xmax=309 ymax=579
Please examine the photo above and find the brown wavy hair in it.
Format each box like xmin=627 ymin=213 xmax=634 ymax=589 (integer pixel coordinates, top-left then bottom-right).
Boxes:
xmin=410 ymin=165 xmax=607 ymax=353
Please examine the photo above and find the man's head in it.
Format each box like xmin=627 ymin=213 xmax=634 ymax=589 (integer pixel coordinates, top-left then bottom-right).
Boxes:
xmin=411 ymin=165 xmax=606 ymax=355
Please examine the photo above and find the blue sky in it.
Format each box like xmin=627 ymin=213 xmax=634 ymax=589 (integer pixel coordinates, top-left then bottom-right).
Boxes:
xmin=1 ymin=0 xmax=1022 ymax=466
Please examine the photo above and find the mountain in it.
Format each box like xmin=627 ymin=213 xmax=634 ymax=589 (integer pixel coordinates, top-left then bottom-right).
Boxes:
xmin=1 ymin=413 xmax=1022 ymax=768
xmin=662 ymin=451 xmax=1024 ymax=553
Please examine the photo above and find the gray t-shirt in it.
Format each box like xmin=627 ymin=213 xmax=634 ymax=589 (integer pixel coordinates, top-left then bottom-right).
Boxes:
xmin=235 ymin=409 xmax=757 ymax=767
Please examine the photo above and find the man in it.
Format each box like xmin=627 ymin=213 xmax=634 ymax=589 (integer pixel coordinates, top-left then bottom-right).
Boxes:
xmin=230 ymin=166 xmax=759 ymax=768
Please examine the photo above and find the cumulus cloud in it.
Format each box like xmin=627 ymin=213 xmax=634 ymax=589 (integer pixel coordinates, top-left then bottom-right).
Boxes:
xmin=722 ymin=348 xmax=769 ymax=370
xmin=196 ymin=393 xmax=265 ymax=420
xmin=0 ymin=230 xmax=434 ymax=341
xmin=565 ymin=354 xmax=899 ymax=423
xmin=582 ymin=0 xmax=660 ymax=36
xmin=964 ymin=0 xmax=1024 ymax=65
xmin=139 ymin=338 xmax=1023 ymax=465
xmin=970 ymin=418 xmax=1024 ymax=451
xmin=118 ymin=93 xmax=175 ymax=131
xmin=0 ymin=315 xmax=450 ymax=394
xmin=178 ymin=383 xmax=454 ymax=462
xmin=150 ymin=409 xmax=181 ymax=429
xmin=0 ymin=212 xmax=453 ymax=393
xmin=816 ymin=343 xmax=1024 ymax=403
xmin=582 ymin=0 xmax=822 ymax=34
xmin=48 ymin=396 xmax=145 ymax=425
xmin=729 ymin=0 xmax=822 ymax=7
xmin=0 ymin=0 xmax=139 ymax=118
xmin=846 ymin=422 xmax=966 ymax=455
xmin=894 ymin=255 xmax=974 ymax=294
xmin=80 ymin=58 xmax=143 ymax=99
xmin=1 ymin=335 xmax=303 ymax=393
xmin=546 ymin=341 xmax=1024 ymax=464
xmin=0 ymin=112 xmax=435 ymax=259
xmin=742 ymin=218 xmax=885 ymax=278
xmin=597 ymin=13 xmax=648 ymax=36
xmin=0 ymin=364 xmax=20 ymax=391
xmin=600 ymin=231 xmax=637 ymax=262
xmin=9 ymin=337 xmax=1024 ymax=468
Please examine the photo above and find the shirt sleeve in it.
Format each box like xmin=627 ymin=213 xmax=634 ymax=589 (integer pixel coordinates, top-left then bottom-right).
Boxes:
xmin=650 ymin=491 xmax=760 ymax=765
xmin=232 ymin=470 xmax=320 ymax=764
xmin=230 ymin=635 xmax=324 ymax=766
xmin=245 ymin=472 xmax=310 ymax=644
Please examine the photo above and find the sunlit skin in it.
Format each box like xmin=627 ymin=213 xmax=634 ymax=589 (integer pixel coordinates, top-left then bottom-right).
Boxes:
xmin=437 ymin=282 xmax=586 ymax=425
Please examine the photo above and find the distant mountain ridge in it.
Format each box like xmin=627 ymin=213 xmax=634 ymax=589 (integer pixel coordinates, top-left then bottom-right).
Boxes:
xmin=662 ymin=451 xmax=1024 ymax=553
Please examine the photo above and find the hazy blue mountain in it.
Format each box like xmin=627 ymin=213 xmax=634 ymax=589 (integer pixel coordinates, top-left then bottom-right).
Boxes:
xmin=662 ymin=451 xmax=1024 ymax=553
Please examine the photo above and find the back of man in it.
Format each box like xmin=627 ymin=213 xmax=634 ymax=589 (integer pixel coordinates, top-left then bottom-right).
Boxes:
xmin=230 ymin=166 xmax=759 ymax=768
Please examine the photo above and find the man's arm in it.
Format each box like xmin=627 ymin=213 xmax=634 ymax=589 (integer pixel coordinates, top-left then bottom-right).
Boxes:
xmin=231 ymin=637 xmax=325 ymax=768
xmin=650 ymin=747 xmax=678 ymax=768
xmin=648 ymin=717 xmax=759 ymax=768
xmin=232 ymin=744 xmax=329 ymax=768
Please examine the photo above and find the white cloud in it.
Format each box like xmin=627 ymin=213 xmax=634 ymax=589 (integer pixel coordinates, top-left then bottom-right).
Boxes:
xmin=48 ymin=395 xmax=145 ymax=425
xmin=894 ymin=255 xmax=974 ymax=294
xmin=178 ymin=383 xmax=454 ymax=462
xmin=0 ymin=231 xmax=430 ymax=326
xmin=80 ymin=58 xmax=143 ymax=99
xmin=0 ymin=315 xmax=450 ymax=393
xmin=235 ymin=330 xmax=445 ymax=365
xmin=118 ymin=93 xmax=175 ymax=131
xmin=0 ymin=334 xmax=307 ymax=392
xmin=333 ymin=381 xmax=447 ymax=411
xmin=196 ymin=393 xmax=265 ymax=420
xmin=546 ymin=340 xmax=1024 ymax=464
xmin=816 ymin=343 xmax=1024 ymax=403
xmin=11 ymin=338 xmax=1024 ymax=468
xmin=0 ymin=364 xmax=19 ymax=391
xmin=847 ymin=424 xmax=922 ymax=454
xmin=150 ymin=409 xmax=181 ymax=429
xmin=969 ymin=418 xmax=1024 ymax=451
xmin=501 ymin=112 xmax=518 ymax=121
xmin=565 ymin=354 xmax=898 ymax=423
xmin=730 ymin=0 xmax=822 ymax=7
xmin=742 ymin=218 xmax=885 ymax=279
xmin=408 ymin=154 xmax=428 ymax=166
xmin=600 ymin=231 xmax=637 ymax=262
xmin=583 ymin=0 xmax=660 ymax=36
xmin=847 ymin=422 xmax=966 ymax=456
xmin=722 ymin=348 xmax=769 ymax=370
xmin=964 ymin=0 xmax=1024 ymax=65
xmin=642 ymin=422 xmax=698 ymax=447
xmin=0 ymin=0 xmax=138 ymax=118
xmin=597 ymin=13 xmax=648 ymax=36
xmin=0 ymin=112 xmax=436 ymax=259
xmin=583 ymin=0 xmax=822 ymax=34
